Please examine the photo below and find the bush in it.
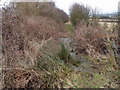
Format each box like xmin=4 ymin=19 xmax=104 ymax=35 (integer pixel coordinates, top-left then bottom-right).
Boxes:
xmin=9 ymin=2 xmax=69 ymax=23
xmin=69 ymin=3 xmax=90 ymax=26
xmin=35 ymin=40 xmax=71 ymax=88
xmin=58 ymin=43 xmax=73 ymax=63
xmin=58 ymin=43 xmax=80 ymax=66
xmin=74 ymin=24 xmax=108 ymax=57
xmin=2 ymin=6 xmax=65 ymax=68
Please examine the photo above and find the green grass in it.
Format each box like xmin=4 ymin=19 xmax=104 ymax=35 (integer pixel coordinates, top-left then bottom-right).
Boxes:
xmin=64 ymin=24 xmax=75 ymax=32
xmin=34 ymin=40 xmax=73 ymax=88
xmin=58 ymin=43 xmax=73 ymax=62
xmin=34 ymin=32 xmax=119 ymax=88
xmin=63 ymin=61 xmax=119 ymax=88
xmin=58 ymin=43 xmax=81 ymax=67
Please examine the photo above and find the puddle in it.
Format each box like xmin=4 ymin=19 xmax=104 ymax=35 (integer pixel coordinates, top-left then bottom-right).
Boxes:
xmin=60 ymin=37 xmax=94 ymax=73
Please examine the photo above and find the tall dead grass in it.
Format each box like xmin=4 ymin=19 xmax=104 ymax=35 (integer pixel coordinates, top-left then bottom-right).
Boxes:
xmin=74 ymin=22 xmax=109 ymax=60
xmin=2 ymin=8 xmax=66 ymax=68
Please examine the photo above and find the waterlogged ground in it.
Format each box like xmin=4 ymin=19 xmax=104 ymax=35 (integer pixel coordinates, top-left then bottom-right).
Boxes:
xmin=64 ymin=59 xmax=119 ymax=88
xmin=60 ymin=37 xmax=119 ymax=88
xmin=3 ymin=37 xmax=119 ymax=88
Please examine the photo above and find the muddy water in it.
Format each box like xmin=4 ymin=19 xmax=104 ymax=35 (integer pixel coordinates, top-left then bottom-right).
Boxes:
xmin=60 ymin=37 xmax=94 ymax=72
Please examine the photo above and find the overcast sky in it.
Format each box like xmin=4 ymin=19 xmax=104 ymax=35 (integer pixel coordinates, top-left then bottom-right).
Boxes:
xmin=0 ymin=0 xmax=120 ymax=14
xmin=54 ymin=0 xmax=119 ymax=14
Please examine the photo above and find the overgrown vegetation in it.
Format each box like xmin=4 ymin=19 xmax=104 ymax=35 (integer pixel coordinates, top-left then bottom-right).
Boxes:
xmin=2 ymin=1 xmax=119 ymax=89
xmin=69 ymin=3 xmax=90 ymax=26
xmin=34 ymin=40 xmax=72 ymax=88
xmin=8 ymin=2 xmax=69 ymax=23
xmin=64 ymin=23 xmax=75 ymax=32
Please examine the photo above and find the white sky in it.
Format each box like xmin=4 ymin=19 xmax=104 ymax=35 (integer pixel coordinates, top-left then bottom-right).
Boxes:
xmin=54 ymin=0 xmax=120 ymax=14
xmin=0 ymin=0 xmax=120 ymax=14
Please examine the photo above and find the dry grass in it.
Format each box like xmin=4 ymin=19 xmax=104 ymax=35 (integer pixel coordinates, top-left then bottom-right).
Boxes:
xmin=74 ymin=22 xmax=109 ymax=59
xmin=4 ymin=69 xmax=43 ymax=88
xmin=2 ymin=2 xmax=119 ymax=89
xmin=2 ymin=10 xmax=66 ymax=68
xmin=2 ymin=7 xmax=70 ymax=88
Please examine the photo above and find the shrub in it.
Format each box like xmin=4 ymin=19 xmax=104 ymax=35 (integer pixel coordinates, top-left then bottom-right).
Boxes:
xmin=58 ymin=43 xmax=80 ymax=66
xmin=90 ymin=8 xmax=100 ymax=26
xmin=35 ymin=40 xmax=71 ymax=88
xmin=2 ymin=6 xmax=65 ymax=68
xmin=9 ymin=2 xmax=69 ymax=23
xmin=69 ymin=3 xmax=90 ymax=26
xmin=58 ymin=43 xmax=73 ymax=63
xmin=74 ymin=23 xmax=108 ymax=57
